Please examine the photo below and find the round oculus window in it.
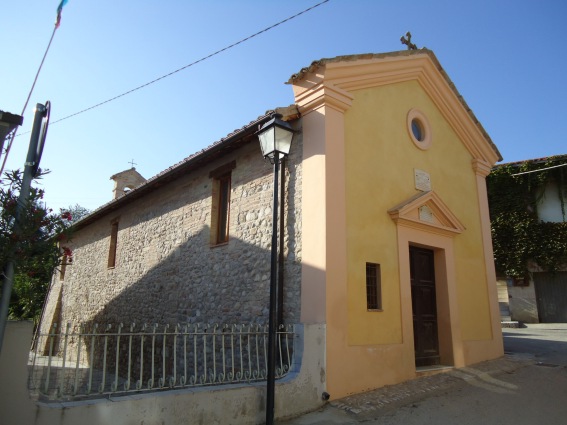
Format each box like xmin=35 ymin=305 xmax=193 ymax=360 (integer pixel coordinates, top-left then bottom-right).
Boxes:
xmin=411 ymin=118 xmax=424 ymax=141
xmin=407 ymin=109 xmax=432 ymax=150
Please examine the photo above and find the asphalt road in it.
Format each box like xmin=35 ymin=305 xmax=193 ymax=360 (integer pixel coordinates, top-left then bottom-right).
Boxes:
xmin=280 ymin=324 xmax=567 ymax=425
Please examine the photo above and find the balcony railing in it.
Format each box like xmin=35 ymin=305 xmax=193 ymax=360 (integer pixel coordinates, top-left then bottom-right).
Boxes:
xmin=29 ymin=322 xmax=295 ymax=401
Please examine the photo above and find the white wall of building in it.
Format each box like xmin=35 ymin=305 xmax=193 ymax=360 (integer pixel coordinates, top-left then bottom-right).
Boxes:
xmin=537 ymin=182 xmax=566 ymax=223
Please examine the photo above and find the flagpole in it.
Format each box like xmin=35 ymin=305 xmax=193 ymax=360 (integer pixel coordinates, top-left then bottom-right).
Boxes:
xmin=21 ymin=27 xmax=57 ymax=119
xmin=0 ymin=0 xmax=67 ymax=175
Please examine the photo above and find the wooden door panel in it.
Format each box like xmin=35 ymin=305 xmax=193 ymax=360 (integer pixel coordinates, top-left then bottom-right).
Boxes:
xmin=419 ymin=286 xmax=437 ymax=316
xmin=410 ymin=247 xmax=440 ymax=367
xmin=534 ymin=272 xmax=567 ymax=323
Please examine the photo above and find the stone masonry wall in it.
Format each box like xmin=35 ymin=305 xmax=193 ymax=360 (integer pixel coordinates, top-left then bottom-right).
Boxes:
xmin=41 ymin=133 xmax=302 ymax=334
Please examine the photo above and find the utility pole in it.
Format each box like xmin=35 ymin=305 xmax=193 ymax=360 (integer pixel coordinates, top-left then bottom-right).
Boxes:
xmin=0 ymin=102 xmax=50 ymax=353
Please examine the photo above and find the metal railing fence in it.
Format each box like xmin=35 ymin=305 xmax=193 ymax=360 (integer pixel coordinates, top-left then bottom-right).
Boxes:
xmin=29 ymin=322 xmax=295 ymax=401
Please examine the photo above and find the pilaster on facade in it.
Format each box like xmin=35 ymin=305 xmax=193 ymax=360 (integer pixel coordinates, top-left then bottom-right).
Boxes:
xmin=472 ymin=158 xmax=503 ymax=358
xmin=292 ymin=65 xmax=351 ymax=327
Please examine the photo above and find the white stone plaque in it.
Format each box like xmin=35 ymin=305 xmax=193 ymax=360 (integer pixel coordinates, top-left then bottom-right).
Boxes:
xmin=415 ymin=169 xmax=431 ymax=192
xmin=419 ymin=205 xmax=434 ymax=223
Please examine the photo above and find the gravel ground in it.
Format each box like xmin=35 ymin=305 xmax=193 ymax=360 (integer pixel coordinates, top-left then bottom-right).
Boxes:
xmin=280 ymin=354 xmax=533 ymax=424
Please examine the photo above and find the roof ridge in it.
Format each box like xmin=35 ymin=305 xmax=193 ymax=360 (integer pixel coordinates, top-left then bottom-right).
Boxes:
xmin=287 ymin=49 xmax=432 ymax=83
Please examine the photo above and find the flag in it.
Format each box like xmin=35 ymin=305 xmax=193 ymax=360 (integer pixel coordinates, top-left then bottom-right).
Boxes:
xmin=55 ymin=0 xmax=69 ymax=29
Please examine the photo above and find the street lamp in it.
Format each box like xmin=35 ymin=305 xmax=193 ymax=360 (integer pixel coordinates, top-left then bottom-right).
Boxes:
xmin=257 ymin=114 xmax=294 ymax=425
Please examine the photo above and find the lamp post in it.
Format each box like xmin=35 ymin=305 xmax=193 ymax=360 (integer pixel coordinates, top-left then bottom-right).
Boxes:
xmin=257 ymin=114 xmax=294 ymax=425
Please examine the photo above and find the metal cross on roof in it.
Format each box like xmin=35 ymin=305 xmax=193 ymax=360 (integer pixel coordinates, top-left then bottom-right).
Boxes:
xmin=129 ymin=159 xmax=137 ymax=168
xmin=401 ymin=31 xmax=418 ymax=50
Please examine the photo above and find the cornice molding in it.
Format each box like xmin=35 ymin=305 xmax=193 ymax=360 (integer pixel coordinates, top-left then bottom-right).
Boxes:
xmin=290 ymin=53 xmax=501 ymax=166
xmin=294 ymin=81 xmax=354 ymax=115
xmin=388 ymin=190 xmax=465 ymax=237
xmin=472 ymin=158 xmax=492 ymax=177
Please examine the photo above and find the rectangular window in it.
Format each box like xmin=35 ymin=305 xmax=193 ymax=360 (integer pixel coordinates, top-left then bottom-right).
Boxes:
xmin=513 ymin=276 xmax=529 ymax=287
xmin=108 ymin=220 xmax=119 ymax=268
xmin=366 ymin=262 xmax=382 ymax=310
xmin=209 ymin=161 xmax=236 ymax=246
xmin=59 ymin=255 xmax=67 ymax=280
xmin=216 ymin=174 xmax=231 ymax=244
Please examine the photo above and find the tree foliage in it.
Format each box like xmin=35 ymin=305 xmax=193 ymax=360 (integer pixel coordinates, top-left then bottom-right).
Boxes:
xmin=487 ymin=156 xmax=567 ymax=277
xmin=0 ymin=170 xmax=73 ymax=322
xmin=62 ymin=203 xmax=91 ymax=224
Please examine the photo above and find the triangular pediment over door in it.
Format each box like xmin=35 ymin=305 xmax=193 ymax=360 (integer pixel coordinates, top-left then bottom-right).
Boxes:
xmin=388 ymin=191 xmax=465 ymax=237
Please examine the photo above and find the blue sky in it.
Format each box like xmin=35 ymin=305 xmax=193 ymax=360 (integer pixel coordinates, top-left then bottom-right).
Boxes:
xmin=2 ymin=0 xmax=566 ymax=213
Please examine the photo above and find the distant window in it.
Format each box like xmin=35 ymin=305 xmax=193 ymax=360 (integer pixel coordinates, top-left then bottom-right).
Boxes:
xmin=216 ymin=174 xmax=231 ymax=244
xmin=209 ymin=161 xmax=236 ymax=246
xmin=108 ymin=220 xmax=119 ymax=268
xmin=59 ymin=256 xmax=67 ymax=280
xmin=512 ymin=276 xmax=529 ymax=287
xmin=537 ymin=182 xmax=567 ymax=223
xmin=366 ymin=263 xmax=382 ymax=310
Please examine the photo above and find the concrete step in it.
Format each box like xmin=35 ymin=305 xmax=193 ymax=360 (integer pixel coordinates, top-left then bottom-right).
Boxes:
xmin=501 ymin=321 xmax=521 ymax=328
xmin=416 ymin=365 xmax=454 ymax=377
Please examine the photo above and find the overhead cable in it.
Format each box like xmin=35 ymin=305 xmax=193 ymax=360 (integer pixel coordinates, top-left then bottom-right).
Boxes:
xmin=49 ymin=0 xmax=330 ymax=128
xmin=1 ymin=1 xmax=69 ymax=175
xmin=511 ymin=162 xmax=567 ymax=176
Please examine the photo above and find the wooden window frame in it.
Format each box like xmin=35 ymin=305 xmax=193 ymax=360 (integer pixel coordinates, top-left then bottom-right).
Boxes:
xmin=215 ymin=174 xmax=231 ymax=244
xmin=107 ymin=219 xmax=119 ymax=268
xmin=366 ymin=262 xmax=382 ymax=311
xmin=209 ymin=161 xmax=235 ymax=246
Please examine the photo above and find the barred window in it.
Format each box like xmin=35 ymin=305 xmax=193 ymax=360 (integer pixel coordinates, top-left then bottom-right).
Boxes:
xmin=366 ymin=262 xmax=382 ymax=310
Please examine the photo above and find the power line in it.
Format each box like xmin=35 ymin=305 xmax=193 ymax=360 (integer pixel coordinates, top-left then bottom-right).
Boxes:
xmin=27 ymin=0 xmax=330 ymax=131
xmin=4 ymin=0 xmax=330 ymax=179
xmin=1 ymin=2 xmax=65 ymax=176
xmin=511 ymin=162 xmax=567 ymax=176
xmin=1 ymin=28 xmax=55 ymax=175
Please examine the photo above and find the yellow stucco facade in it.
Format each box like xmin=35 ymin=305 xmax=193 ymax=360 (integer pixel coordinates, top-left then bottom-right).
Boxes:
xmin=292 ymin=50 xmax=504 ymax=398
